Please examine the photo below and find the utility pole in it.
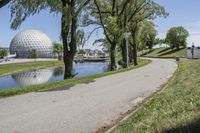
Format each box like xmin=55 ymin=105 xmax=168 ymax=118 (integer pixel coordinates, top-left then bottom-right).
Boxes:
xmin=124 ymin=32 xmax=131 ymax=67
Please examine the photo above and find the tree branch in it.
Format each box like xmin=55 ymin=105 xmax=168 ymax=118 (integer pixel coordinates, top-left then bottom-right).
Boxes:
xmin=0 ymin=0 xmax=10 ymax=8
xmin=128 ymin=0 xmax=150 ymax=22
xmin=76 ymin=0 xmax=92 ymax=15
xmin=85 ymin=26 xmax=102 ymax=42
xmin=94 ymin=0 xmax=113 ymax=45
xmin=118 ymin=0 xmax=131 ymax=17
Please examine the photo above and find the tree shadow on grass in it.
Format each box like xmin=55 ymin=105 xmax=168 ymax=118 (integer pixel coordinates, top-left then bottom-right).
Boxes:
xmin=141 ymin=49 xmax=155 ymax=56
xmin=159 ymin=47 xmax=185 ymax=56
xmin=39 ymin=80 xmax=96 ymax=92
xmin=161 ymin=118 xmax=200 ymax=133
xmin=158 ymin=47 xmax=171 ymax=54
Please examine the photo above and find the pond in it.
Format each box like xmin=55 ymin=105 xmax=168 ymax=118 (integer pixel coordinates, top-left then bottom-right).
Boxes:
xmin=0 ymin=62 xmax=109 ymax=90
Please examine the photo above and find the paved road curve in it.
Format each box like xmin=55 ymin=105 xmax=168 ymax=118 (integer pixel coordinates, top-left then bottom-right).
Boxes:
xmin=0 ymin=59 xmax=177 ymax=133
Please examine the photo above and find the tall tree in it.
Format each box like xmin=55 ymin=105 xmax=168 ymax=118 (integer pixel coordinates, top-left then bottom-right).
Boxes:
xmin=53 ymin=43 xmax=63 ymax=60
xmin=90 ymin=0 xmax=168 ymax=68
xmin=166 ymin=26 xmax=189 ymax=50
xmin=92 ymin=0 xmax=142 ymax=69
xmin=139 ymin=21 xmax=157 ymax=50
xmin=125 ymin=0 xmax=168 ymax=65
xmin=29 ymin=49 xmax=37 ymax=61
xmin=8 ymin=0 xmax=91 ymax=78
xmin=93 ymin=0 xmax=123 ymax=70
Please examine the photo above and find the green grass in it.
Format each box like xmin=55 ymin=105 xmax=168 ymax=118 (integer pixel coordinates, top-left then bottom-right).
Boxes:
xmin=0 ymin=61 xmax=64 ymax=76
xmin=0 ymin=59 xmax=151 ymax=98
xmin=142 ymin=47 xmax=187 ymax=58
xmin=111 ymin=59 xmax=200 ymax=133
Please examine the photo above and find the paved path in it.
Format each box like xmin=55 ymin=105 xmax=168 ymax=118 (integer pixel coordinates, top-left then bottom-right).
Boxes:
xmin=0 ymin=59 xmax=177 ymax=133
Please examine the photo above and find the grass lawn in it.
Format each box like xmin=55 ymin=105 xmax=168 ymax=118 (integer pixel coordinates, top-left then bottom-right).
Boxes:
xmin=0 ymin=61 xmax=64 ymax=76
xmin=111 ymin=59 xmax=200 ymax=133
xmin=142 ymin=47 xmax=187 ymax=58
xmin=0 ymin=59 xmax=151 ymax=98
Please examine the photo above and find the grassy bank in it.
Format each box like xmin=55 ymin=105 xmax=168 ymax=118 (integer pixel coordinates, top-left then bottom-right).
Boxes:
xmin=0 ymin=61 xmax=63 ymax=76
xmin=111 ymin=59 xmax=200 ymax=133
xmin=0 ymin=59 xmax=151 ymax=98
xmin=142 ymin=47 xmax=186 ymax=58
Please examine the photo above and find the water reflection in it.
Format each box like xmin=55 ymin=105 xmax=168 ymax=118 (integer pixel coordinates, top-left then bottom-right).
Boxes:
xmin=0 ymin=62 xmax=109 ymax=90
xmin=12 ymin=69 xmax=53 ymax=87
xmin=53 ymin=67 xmax=64 ymax=77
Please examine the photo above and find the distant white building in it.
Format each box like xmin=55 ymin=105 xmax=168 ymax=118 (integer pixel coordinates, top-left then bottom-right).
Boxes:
xmin=153 ymin=44 xmax=169 ymax=49
xmin=83 ymin=49 xmax=106 ymax=58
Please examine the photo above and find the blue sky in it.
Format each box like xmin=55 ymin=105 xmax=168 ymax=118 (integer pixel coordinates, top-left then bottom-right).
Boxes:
xmin=154 ymin=0 xmax=200 ymax=46
xmin=0 ymin=0 xmax=200 ymax=48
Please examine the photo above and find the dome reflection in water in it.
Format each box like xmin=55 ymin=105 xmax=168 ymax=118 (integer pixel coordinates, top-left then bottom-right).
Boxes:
xmin=11 ymin=69 xmax=54 ymax=87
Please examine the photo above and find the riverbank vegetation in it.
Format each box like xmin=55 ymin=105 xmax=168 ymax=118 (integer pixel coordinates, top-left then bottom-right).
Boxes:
xmin=0 ymin=61 xmax=63 ymax=76
xmin=0 ymin=59 xmax=151 ymax=98
xmin=111 ymin=59 xmax=200 ymax=133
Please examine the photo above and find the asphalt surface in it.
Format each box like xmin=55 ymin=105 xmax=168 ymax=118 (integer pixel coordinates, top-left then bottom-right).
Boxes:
xmin=0 ymin=58 xmax=177 ymax=133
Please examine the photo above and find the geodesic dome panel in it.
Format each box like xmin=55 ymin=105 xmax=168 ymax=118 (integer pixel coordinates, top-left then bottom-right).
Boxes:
xmin=10 ymin=29 xmax=53 ymax=58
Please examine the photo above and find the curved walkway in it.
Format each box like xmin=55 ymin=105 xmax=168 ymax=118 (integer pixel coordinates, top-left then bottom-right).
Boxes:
xmin=0 ymin=58 xmax=177 ymax=133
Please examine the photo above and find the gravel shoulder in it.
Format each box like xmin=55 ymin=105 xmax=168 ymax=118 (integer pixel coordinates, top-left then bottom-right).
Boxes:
xmin=0 ymin=58 xmax=177 ymax=133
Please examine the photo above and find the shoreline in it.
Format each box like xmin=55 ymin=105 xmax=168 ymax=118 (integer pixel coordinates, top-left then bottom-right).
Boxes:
xmin=0 ymin=59 xmax=151 ymax=98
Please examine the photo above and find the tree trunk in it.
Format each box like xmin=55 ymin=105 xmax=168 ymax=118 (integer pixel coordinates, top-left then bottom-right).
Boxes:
xmin=0 ymin=0 xmax=10 ymax=8
xmin=176 ymin=43 xmax=180 ymax=50
xmin=120 ymin=39 xmax=127 ymax=68
xmin=120 ymin=9 xmax=128 ymax=68
xmin=61 ymin=0 xmax=77 ymax=79
xmin=110 ymin=42 xmax=117 ymax=71
xmin=129 ymin=47 xmax=134 ymax=63
xmin=131 ymin=26 xmax=138 ymax=66
xmin=64 ymin=53 xmax=74 ymax=79
xmin=133 ymin=43 xmax=138 ymax=66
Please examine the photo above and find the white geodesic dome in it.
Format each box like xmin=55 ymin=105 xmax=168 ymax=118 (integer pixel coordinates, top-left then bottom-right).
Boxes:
xmin=10 ymin=29 xmax=53 ymax=58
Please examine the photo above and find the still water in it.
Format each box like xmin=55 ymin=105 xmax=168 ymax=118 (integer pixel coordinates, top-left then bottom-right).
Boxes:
xmin=0 ymin=62 xmax=109 ymax=90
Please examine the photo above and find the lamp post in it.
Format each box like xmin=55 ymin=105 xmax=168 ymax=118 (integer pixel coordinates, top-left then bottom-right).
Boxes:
xmin=191 ymin=42 xmax=195 ymax=59
xmin=124 ymin=32 xmax=131 ymax=67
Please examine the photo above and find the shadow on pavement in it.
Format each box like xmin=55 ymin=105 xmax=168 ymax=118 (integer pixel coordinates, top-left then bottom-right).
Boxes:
xmin=39 ymin=80 xmax=96 ymax=92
